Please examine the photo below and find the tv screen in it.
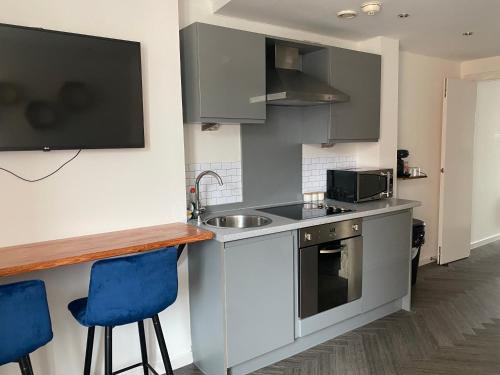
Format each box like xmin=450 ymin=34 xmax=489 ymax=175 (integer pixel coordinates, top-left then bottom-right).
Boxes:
xmin=0 ymin=24 xmax=144 ymax=151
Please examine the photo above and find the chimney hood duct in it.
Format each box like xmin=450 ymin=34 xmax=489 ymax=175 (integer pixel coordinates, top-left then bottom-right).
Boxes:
xmin=265 ymin=45 xmax=350 ymax=106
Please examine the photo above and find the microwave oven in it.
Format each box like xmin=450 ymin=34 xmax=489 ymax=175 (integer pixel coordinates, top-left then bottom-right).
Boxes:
xmin=327 ymin=168 xmax=393 ymax=203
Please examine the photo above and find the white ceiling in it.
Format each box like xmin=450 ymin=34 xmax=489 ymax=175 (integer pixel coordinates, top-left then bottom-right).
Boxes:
xmin=215 ymin=0 xmax=500 ymax=61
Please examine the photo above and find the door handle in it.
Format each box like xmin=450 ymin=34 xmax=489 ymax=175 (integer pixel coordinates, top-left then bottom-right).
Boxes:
xmin=380 ymin=171 xmax=392 ymax=198
xmin=320 ymin=244 xmax=346 ymax=254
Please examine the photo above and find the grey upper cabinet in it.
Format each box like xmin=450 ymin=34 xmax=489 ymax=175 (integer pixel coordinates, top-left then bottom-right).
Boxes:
xmin=302 ymin=47 xmax=381 ymax=143
xmin=224 ymin=232 xmax=295 ymax=367
xmin=362 ymin=210 xmax=412 ymax=312
xmin=180 ymin=23 xmax=266 ymax=124
xmin=330 ymin=47 xmax=381 ymax=141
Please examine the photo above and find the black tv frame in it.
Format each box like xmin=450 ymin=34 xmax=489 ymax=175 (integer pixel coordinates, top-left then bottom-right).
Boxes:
xmin=0 ymin=23 xmax=145 ymax=152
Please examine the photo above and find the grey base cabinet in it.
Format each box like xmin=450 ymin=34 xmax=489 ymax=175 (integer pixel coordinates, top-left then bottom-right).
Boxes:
xmin=180 ymin=23 xmax=266 ymax=124
xmin=188 ymin=210 xmax=413 ymax=375
xmin=225 ymin=232 xmax=295 ymax=366
xmin=362 ymin=210 xmax=412 ymax=312
xmin=188 ymin=231 xmax=295 ymax=374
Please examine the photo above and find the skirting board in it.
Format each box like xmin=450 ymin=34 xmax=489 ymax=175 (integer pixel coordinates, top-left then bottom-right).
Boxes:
xmin=419 ymin=256 xmax=436 ymax=266
xmin=127 ymin=351 xmax=193 ymax=375
xmin=172 ymin=351 xmax=195 ymax=371
xmin=470 ymin=233 xmax=500 ymax=249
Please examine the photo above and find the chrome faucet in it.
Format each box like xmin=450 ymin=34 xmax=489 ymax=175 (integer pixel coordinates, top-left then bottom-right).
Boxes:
xmin=192 ymin=170 xmax=224 ymax=222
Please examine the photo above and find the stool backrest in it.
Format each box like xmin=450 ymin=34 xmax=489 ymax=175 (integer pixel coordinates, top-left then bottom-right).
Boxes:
xmin=85 ymin=247 xmax=178 ymax=327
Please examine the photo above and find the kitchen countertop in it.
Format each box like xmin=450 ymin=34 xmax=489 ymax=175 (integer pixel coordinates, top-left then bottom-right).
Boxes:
xmin=192 ymin=198 xmax=421 ymax=243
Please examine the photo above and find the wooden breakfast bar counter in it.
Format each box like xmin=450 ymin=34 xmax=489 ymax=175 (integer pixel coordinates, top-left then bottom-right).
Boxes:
xmin=0 ymin=223 xmax=213 ymax=277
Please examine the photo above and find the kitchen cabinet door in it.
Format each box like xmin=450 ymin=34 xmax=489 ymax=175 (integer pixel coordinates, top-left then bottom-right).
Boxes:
xmin=362 ymin=210 xmax=412 ymax=312
xmin=224 ymin=231 xmax=295 ymax=367
xmin=329 ymin=47 xmax=381 ymax=141
xmin=180 ymin=23 xmax=266 ymax=124
xmin=301 ymin=47 xmax=381 ymax=143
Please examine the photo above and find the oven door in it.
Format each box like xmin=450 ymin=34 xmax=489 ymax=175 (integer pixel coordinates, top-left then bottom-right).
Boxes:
xmin=357 ymin=170 xmax=393 ymax=202
xmin=299 ymin=236 xmax=363 ymax=319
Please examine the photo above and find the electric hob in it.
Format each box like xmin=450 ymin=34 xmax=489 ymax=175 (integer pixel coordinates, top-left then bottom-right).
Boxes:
xmin=257 ymin=202 xmax=353 ymax=221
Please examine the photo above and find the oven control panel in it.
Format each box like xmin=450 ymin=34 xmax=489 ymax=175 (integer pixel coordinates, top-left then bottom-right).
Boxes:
xmin=299 ymin=218 xmax=362 ymax=247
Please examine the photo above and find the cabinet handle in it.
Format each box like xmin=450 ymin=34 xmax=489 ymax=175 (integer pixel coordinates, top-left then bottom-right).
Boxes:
xmin=249 ymin=95 xmax=266 ymax=104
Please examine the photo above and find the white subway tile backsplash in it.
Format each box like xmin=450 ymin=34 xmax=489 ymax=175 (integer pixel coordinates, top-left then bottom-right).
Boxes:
xmin=210 ymin=162 xmax=222 ymax=170
xmin=185 ymin=161 xmax=243 ymax=207
xmin=187 ymin=156 xmax=355 ymax=206
xmin=302 ymin=155 xmax=356 ymax=194
xmin=216 ymin=169 xmax=227 ymax=177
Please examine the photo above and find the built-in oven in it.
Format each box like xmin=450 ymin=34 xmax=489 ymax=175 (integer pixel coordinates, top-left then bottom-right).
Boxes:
xmin=327 ymin=168 xmax=393 ymax=203
xmin=298 ymin=218 xmax=362 ymax=319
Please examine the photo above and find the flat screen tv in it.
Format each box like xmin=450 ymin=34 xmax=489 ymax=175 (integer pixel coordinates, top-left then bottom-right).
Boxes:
xmin=0 ymin=23 xmax=144 ymax=151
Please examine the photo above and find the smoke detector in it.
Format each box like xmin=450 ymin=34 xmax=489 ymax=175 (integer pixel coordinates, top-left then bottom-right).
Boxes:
xmin=361 ymin=1 xmax=382 ymax=15
xmin=337 ymin=10 xmax=358 ymax=19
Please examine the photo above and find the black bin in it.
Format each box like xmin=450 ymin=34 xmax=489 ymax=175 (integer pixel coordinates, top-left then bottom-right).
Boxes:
xmin=411 ymin=218 xmax=426 ymax=285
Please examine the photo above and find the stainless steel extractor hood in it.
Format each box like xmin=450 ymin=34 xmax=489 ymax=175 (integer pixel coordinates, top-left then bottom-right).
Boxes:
xmin=266 ymin=45 xmax=350 ymax=106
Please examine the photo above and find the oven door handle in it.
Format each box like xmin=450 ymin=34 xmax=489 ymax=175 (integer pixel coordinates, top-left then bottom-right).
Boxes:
xmin=319 ymin=244 xmax=346 ymax=254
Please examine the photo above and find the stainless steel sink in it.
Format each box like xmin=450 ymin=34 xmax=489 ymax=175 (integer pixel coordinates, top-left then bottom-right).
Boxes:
xmin=204 ymin=214 xmax=272 ymax=229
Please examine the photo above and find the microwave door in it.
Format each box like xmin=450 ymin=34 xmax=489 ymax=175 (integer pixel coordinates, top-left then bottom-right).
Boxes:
xmin=357 ymin=173 xmax=387 ymax=201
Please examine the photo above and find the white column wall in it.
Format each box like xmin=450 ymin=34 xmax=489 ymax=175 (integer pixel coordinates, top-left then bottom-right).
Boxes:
xmin=0 ymin=2 xmax=189 ymax=374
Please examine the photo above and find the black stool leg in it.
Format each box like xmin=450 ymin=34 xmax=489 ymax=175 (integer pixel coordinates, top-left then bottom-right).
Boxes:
xmin=152 ymin=315 xmax=173 ymax=375
xmin=104 ymin=326 xmax=113 ymax=375
xmin=18 ymin=355 xmax=33 ymax=375
xmin=83 ymin=326 xmax=95 ymax=375
xmin=138 ymin=321 xmax=149 ymax=375
xmin=25 ymin=355 xmax=34 ymax=375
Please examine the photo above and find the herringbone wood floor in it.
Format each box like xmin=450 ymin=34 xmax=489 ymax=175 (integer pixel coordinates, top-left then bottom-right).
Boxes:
xmin=176 ymin=242 xmax=500 ymax=375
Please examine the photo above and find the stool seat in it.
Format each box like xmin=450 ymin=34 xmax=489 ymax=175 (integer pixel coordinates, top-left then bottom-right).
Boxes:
xmin=0 ymin=280 xmax=53 ymax=373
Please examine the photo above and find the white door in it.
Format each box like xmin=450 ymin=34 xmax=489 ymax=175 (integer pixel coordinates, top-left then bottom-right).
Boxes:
xmin=438 ymin=78 xmax=477 ymax=265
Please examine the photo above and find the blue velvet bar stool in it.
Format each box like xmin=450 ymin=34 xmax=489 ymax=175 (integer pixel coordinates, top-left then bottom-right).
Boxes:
xmin=68 ymin=247 xmax=179 ymax=375
xmin=0 ymin=280 xmax=53 ymax=375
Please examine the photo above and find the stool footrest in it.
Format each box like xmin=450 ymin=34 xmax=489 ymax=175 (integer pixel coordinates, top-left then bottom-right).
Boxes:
xmin=112 ymin=362 xmax=160 ymax=375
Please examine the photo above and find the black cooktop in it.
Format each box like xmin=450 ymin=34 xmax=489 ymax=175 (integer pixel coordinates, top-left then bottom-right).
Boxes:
xmin=257 ymin=203 xmax=353 ymax=221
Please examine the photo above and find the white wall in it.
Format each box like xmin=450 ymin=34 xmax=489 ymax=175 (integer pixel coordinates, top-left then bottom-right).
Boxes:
xmin=0 ymin=1 xmax=190 ymax=374
xmin=471 ymin=80 xmax=500 ymax=246
xmin=462 ymin=56 xmax=500 ymax=80
xmin=184 ymin=124 xmax=241 ymax=164
xmin=397 ymin=52 xmax=460 ymax=264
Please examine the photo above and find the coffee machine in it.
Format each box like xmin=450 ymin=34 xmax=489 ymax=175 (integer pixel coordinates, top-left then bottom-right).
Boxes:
xmin=397 ymin=149 xmax=410 ymax=177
